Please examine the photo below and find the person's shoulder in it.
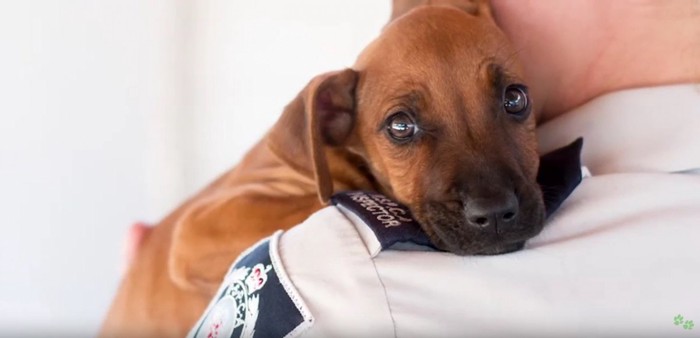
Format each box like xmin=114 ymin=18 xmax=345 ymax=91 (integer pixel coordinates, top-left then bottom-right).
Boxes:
xmin=186 ymin=229 xmax=315 ymax=338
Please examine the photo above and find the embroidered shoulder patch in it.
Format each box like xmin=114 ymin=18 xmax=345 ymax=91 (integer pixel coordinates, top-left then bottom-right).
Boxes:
xmin=331 ymin=191 xmax=435 ymax=250
xmin=188 ymin=232 xmax=313 ymax=338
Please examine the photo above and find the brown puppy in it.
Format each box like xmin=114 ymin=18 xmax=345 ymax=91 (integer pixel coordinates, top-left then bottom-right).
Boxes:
xmin=100 ymin=2 xmax=543 ymax=337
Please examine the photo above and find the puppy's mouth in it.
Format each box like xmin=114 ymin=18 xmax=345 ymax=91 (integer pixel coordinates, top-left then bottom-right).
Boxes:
xmin=413 ymin=190 xmax=545 ymax=256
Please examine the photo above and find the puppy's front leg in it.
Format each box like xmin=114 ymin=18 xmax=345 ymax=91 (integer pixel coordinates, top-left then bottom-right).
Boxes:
xmin=169 ymin=192 xmax=322 ymax=294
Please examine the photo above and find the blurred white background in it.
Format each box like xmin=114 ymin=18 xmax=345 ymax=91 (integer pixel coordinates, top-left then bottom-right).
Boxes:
xmin=0 ymin=0 xmax=389 ymax=335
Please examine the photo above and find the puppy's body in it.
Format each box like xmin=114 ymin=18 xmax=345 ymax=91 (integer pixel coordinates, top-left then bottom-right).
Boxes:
xmin=101 ymin=3 xmax=543 ymax=337
xmin=100 ymin=142 xmax=319 ymax=337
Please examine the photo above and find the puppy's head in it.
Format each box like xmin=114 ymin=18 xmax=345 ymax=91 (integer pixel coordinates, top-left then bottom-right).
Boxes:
xmin=352 ymin=6 xmax=544 ymax=255
xmin=271 ymin=5 xmax=544 ymax=255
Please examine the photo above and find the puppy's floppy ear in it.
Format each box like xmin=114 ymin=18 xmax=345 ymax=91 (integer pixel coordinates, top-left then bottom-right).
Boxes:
xmin=390 ymin=0 xmax=493 ymax=22
xmin=167 ymin=70 xmax=359 ymax=294
xmin=267 ymin=68 xmax=359 ymax=204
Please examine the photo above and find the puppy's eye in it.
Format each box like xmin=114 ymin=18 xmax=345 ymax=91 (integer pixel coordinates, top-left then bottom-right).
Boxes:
xmin=386 ymin=111 xmax=418 ymax=141
xmin=503 ymin=84 xmax=530 ymax=119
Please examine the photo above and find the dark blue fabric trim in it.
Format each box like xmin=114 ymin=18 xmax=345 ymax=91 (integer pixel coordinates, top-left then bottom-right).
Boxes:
xmin=331 ymin=191 xmax=436 ymax=250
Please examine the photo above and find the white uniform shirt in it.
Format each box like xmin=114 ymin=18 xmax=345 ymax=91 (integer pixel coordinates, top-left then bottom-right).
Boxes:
xmin=190 ymin=84 xmax=700 ymax=338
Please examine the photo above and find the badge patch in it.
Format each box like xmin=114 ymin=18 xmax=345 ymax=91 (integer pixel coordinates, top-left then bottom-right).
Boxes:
xmin=331 ymin=191 xmax=435 ymax=250
xmin=197 ymin=295 xmax=237 ymax=338
xmin=189 ymin=233 xmax=313 ymax=338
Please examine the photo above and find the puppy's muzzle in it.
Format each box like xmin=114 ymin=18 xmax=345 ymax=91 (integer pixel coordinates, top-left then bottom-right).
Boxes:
xmin=463 ymin=191 xmax=519 ymax=235
xmin=419 ymin=180 xmax=544 ymax=256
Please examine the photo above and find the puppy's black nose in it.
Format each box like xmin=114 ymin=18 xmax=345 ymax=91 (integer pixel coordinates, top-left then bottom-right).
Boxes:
xmin=464 ymin=193 xmax=519 ymax=235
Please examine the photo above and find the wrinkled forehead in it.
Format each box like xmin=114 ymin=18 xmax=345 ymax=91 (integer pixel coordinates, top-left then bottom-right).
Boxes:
xmin=354 ymin=6 xmax=521 ymax=87
xmin=352 ymin=7 xmax=525 ymax=133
